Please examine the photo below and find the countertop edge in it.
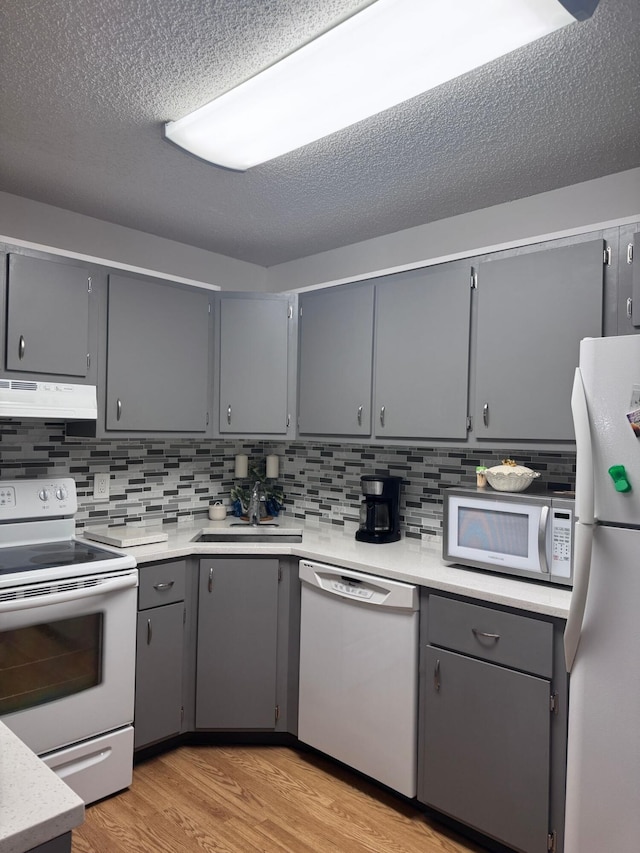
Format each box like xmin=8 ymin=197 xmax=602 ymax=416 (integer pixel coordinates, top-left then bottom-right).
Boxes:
xmin=79 ymin=519 xmax=571 ymax=619
xmin=0 ymin=723 xmax=84 ymax=853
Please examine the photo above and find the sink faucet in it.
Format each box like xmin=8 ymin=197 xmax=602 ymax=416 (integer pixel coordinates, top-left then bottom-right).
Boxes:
xmin=247 ymin=481 xmax=263 ymax=526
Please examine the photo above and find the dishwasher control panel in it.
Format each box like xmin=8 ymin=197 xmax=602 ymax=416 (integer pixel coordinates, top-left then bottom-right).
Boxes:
xmin=299 ymin=560 xmax=419 ymax=610
xmin=331 ymin=579 xmax=374 ymax=600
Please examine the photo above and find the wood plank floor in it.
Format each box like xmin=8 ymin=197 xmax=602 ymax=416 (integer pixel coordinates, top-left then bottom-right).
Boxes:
xmin=72 ymin=745 xmax=488 ymax=853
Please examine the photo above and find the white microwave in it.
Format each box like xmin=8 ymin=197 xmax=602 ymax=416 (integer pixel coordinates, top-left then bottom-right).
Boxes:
xmin=443 ymin=487 xmax=574 ymax=586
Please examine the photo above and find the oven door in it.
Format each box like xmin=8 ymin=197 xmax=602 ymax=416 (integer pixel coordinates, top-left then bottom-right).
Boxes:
xmin=444 ymin=494 xmax=550 ymax=579
xmin=0 ymin=569 xmax=138 ymax=756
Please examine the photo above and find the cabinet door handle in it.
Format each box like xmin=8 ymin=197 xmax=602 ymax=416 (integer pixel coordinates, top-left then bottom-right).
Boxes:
xmin=380 ymin=405 xmax=386 ymax=427
xmin=208 ymin=567 xmax=214 ymax=593
xmin=472 ymin=628 xmax=500 ymax=641
xmin=434 ymin=658 xmax=441 ymax=692
xmin=116 ymin=398 xmax=122 ymax=421
xmin=482 ymin=403 xmax=489 ymax=427
xmin=357 ymin=405 xmax=363 ymax=425
xmin=18 ymin=335 xmax=25 ymax=360
xmin=153 ymin=581 xmax=175 ymax=591
xmin=146 ymin=618 xmax=152 ymax=645
xmin=227 ymin=405 xmax=232 ymax=425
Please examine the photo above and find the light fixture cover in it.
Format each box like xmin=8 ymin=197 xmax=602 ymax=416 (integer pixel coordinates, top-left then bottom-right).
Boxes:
xmin=164 ymin=0 xmax=597 ymax=172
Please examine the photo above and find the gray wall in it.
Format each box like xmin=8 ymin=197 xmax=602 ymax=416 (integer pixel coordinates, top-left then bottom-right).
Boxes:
xmin=266 ymin=168 xmax=640 ymax=292
xmin=0 ymin=190 xmax=267 ymax=292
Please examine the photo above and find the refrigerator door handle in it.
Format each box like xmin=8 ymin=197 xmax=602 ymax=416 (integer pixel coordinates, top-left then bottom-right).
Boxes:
xmin=564 ymin=520 xmax=593 ymax=672
xmin=571 ymin=367 xmax=594 ymax=525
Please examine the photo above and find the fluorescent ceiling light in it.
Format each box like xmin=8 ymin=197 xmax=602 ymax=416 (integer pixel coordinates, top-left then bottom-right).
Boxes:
xmin=164 ymin=0 xmax=598 ymax=172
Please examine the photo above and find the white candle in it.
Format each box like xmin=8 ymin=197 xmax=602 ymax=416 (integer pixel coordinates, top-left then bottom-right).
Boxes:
xmin=234 ymin=454 xmax=248 ymax=478
xmin=266 ymin=454 xmax=279 ymax=479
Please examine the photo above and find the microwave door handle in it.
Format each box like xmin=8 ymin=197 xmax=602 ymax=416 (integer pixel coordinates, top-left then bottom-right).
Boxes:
xmin=539 ymin=505 xmax=550 ymax=573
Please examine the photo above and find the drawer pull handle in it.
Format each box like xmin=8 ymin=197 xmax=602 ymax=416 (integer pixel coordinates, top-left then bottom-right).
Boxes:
xmin=357 ymin=405 xmax=363 ymax=426
xmin=208 ymin=567 xmax=214 ymax=594
xmin=19 ymin=335 xmax=26 ymax=360
xmin=147 ymin=618 xmax=152 ymax=645
xmin=434 ymin=658 xmax=441 ymax=692
xmin=472 ymin=628 xmax=500 ymax=641
xmin=153 ymin=581 xmax=175 ymax=591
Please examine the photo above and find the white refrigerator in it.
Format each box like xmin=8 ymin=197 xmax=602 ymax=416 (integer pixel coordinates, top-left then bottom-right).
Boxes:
xmin=564 ymin=334 xmax=640 ymax=853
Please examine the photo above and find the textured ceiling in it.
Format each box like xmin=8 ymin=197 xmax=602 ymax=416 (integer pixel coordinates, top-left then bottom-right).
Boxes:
xmin=0 ymin=0 xmax=638 ymax=268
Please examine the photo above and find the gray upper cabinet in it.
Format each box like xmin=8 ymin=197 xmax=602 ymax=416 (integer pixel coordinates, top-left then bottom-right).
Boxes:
xmin=473 ymin=239 xmax=604 ymax=441
xmin=218 ymin=294 xmax=291 ymax=435
xmin=298 ymin=283 xmax=374 ymax=436
xmin=105 ymin=274 xmax=210 ymax=432
xmin=625 ymin=227 xmax=640 ymax=330
xmin=5 ymin=253 xmax=91 ymax=378
xmin=374 ymin=264 xmax=472 ymax=440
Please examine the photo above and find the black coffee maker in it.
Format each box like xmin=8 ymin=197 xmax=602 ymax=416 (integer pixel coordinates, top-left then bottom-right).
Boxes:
xmin=355 ymin=475 xmax=403 ymax=544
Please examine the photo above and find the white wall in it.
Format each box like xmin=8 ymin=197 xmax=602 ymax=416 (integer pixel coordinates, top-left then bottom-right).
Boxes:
xmin=3 ymin=168 xmax=639 ymax=296
xmin=0 ymin=191 xmax=267 ymax=292
xmin=266 ymin=168 xmax=640 ymax=292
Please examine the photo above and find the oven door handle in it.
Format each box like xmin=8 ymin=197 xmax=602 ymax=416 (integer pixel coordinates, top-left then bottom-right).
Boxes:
xmin=0 ymin=573 xmax=138 ymax=614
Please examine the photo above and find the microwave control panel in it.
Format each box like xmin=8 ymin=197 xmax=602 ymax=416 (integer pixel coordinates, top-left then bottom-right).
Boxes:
xmin=550 ymin=508 xmax=573 ymax=578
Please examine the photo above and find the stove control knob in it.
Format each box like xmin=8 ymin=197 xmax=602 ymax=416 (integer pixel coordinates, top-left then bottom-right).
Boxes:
xmin=55 ymin=486 xmax=68 ymax=501
xmin=39 ymin=488 xmax=50 ymax=502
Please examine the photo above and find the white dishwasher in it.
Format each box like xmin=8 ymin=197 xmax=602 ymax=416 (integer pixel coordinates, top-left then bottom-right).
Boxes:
xmin=298 ymin=559 xmax=419 ymax=797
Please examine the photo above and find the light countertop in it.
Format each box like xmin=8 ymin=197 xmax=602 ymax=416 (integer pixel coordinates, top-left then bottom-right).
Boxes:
xmin=0 ymin=722 xmax=84 ymax=853
xmin=83 ymin=516 xmax=572 ymax=619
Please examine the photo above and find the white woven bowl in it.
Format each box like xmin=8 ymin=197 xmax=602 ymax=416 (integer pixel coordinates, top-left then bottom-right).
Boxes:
xmin=485 ymin=468 xmax=540 ymax=492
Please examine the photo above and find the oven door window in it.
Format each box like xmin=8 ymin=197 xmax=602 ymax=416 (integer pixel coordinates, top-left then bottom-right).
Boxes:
xmin=0 ymin=613 xmax=103 ymax=715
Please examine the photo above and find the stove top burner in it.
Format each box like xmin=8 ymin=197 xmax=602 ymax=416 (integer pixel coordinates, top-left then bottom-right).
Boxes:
xmin=0 ymin=540 xmax=116 ymax=575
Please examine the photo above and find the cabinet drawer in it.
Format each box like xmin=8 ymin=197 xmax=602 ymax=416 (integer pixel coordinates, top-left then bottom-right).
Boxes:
xmin=138 ymin=561 xmax=186 ymax=610
xmin=428 ymin=595 xmax=553 ymax=677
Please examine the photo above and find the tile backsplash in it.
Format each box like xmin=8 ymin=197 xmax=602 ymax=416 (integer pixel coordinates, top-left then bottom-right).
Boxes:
xmin=0 ymin=422 xmax=575 ymax=540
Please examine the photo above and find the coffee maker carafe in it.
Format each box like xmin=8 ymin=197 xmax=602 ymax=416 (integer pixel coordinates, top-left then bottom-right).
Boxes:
xmin=355 ymin=475 xmax=403 ymax=544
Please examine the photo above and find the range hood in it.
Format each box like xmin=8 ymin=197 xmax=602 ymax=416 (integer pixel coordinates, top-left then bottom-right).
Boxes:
xmin=0 ymin=379 xmax=97 ymax=420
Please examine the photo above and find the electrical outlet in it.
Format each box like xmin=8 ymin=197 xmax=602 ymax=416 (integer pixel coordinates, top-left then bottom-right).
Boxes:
xmin=94 ymin=473 xmax=110 ymax=502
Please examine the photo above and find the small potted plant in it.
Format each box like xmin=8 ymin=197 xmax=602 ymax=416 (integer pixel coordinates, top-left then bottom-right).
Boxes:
xmin=230 ymin=458 xmax=285 ymax=518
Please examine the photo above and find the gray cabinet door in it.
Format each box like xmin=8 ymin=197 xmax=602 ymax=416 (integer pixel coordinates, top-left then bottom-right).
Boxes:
xmin=374 ymin=264 xmax=471 ymax=439
xmin=196 ymin=559 xmax=279 ymax=730
xmin=6 ymin=254 xmax=89 ymax=377
xmin=420 ymin=646 xmax=550 ymax=853
xmin=629 ymin=229 xmax=640 ymax=328
xmin=474 ymin=240 xmax=603 ymax=441
xmin=298 ymin=284 xmax=374 ymax=436
xmin=106 ymin=274 xmax=209 ymax=432
xmin=219 ymin=295 xmax=289 ymax=434
xmin=134 ymin=602 xmax=184 ymax=749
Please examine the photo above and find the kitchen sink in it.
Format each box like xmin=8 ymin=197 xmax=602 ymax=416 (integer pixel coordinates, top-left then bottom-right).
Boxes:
xmin=192 ymin=524 xmax=302 ymax=544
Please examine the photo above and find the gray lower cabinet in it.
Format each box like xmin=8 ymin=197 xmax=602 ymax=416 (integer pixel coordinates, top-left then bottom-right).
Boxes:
xmin=373 ymin=262 xmax=472 ymax=440
xmin=473 ymin=238 xmax=604 ymax=441
xmin=27 ymin=834 xmax=72 ymax=853
xmin=218 ymin=294 xmax=292 ymax=435
xmin=3 ymin=252 xmax=92 ymax=379
xmin=298 ymin=283 xmax=374 ymax=436
xmin=196 ymin=558 xmax=298 ymax=731
xmin=105 ymin=273 xmax=211 ymax=433
xmin=418 ymin=593 xmax=567 ymax=853
xmin=134 ymin=561 xmax=186 ymax=749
